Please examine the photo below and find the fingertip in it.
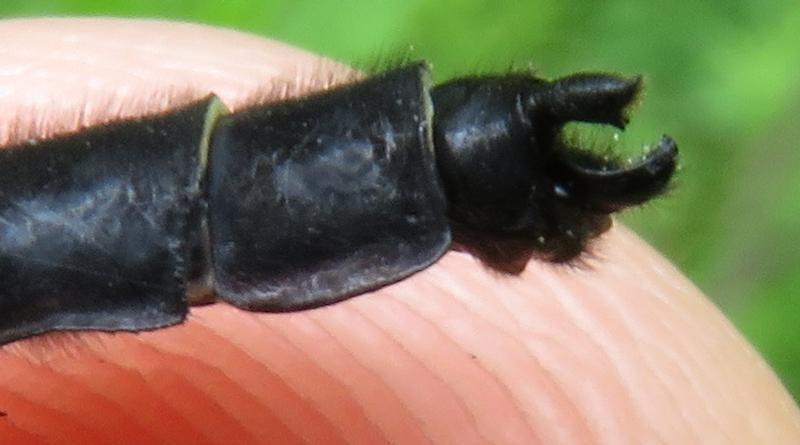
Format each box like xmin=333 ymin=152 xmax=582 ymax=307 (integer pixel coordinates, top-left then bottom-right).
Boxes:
xmin=0 ymin=17 xmax=798 ymax=444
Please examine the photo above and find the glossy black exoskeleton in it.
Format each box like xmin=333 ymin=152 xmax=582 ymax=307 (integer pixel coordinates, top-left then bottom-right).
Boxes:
xmin=432 ymin=72 xmax=676 ymax=265
xmin=0 ymin=62 xmax=677 ymax=344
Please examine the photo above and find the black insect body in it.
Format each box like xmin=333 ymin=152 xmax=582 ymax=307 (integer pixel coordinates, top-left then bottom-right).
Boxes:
xmin=0 ymin=63 xmax=677 ymax=344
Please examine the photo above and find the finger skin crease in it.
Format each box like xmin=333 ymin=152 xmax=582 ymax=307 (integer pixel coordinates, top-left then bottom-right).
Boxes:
xmin=252 ymin=312 xmax=417 ymax=445
xmin=352 ymin=297 xmax=534 ymax=444
xmin=141 ymin=322 xmax=346 ymax=444
xmin=402 ymin=269 xmax=584 ymax=444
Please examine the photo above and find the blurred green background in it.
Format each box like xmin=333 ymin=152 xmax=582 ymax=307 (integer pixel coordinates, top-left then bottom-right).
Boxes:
xmin=1 ymin=1 xmax=798 ymax=399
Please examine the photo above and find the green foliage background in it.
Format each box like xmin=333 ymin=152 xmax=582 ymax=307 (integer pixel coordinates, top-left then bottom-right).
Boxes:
xmin=1 ymin=1 xmax=798 ymax=399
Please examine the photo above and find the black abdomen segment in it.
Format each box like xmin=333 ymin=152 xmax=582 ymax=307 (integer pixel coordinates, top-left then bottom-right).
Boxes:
xmin=209 ymin=65 xmax=449 ymax=311
xmin=0 ymin=98 xmax=213 ymax=343
xmin=0 ymin=63 xmax=677 ymax=345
